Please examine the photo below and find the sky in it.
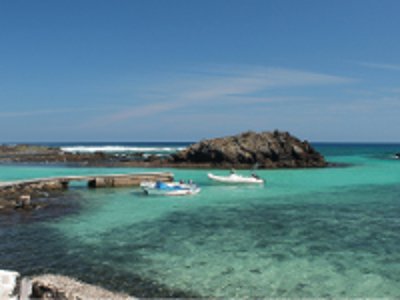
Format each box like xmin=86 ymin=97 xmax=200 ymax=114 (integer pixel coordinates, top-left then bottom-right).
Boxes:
xmin=0 ymin=0 xmax=400 ymax=142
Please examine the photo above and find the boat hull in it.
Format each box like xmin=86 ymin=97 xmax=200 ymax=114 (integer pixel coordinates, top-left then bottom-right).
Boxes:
xmin=141 ymin=181 xmax=201 ymax=196
xmin=144 ymin=187 xmax=201 ymax=196
xmin=208 ymin=173 xmax=264 ymax=184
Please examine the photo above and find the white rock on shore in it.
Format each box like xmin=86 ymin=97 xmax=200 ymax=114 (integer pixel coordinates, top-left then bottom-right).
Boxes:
xmin=0 ymin=270 xmax=20 ymax=300
xmin=0 ymin=270 xmax=136 ymax=300
xmin=31 ymin=274 xmax=136 ymax=300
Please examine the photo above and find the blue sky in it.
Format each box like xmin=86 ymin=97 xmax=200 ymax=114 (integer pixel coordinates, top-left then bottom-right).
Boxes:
xmin=1 ymin=0 xmax=399 ymax=142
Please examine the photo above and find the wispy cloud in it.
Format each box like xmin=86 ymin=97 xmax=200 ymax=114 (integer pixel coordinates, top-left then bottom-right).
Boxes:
xmin=101 ymin=102 xmax=183 ymax=122
xmin=180 ymin=67 xmax=352 ymax=100
xmin=0 ymin=107 xmax=113 ymax=118
xmin=84 ymin=65 xmax=354 ymax=127
xmin=357 ymin=62 xmax=400 ymax=71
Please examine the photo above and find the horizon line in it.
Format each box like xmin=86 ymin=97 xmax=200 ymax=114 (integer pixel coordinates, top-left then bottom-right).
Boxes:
xmin=1 ymin=140 xmax=400 ymax=145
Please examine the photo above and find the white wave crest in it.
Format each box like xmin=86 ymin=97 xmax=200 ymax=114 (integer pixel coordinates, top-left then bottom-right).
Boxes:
xmin=61 ymin=146 xmax=186 ymax=153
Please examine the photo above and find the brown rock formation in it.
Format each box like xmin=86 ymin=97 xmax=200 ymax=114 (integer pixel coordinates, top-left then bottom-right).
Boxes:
xmin=171 ymin=130 xmax=326 ymax=168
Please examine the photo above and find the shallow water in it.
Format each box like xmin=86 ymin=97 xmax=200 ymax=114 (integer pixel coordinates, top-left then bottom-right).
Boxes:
xmin=1 ymin=144 xmax=400 ymax=297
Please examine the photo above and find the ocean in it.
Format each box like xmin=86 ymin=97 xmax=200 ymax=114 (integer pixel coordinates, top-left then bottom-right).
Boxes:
xmin=1 ymin=142 xmax=400 ymax=297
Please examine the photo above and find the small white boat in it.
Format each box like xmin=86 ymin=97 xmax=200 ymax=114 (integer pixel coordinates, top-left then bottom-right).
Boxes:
xmin=208 ymin=173 xmax=264 ymax=184
xmin=140 ymin=181 xmax=201 ymax=196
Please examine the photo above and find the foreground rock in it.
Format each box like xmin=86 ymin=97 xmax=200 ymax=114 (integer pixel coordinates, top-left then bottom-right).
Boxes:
xmin=172 ymin=130 xmax=327 ymax=168
xmin=0 ymin=270 xmax=20 ymax=300
xmin=0 ymin=270 xmax=135 ymax=300
xmin=31 ymin=274 xmax=135 ymax=300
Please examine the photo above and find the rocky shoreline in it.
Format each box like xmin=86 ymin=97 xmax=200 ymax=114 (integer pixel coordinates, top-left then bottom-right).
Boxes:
xmin=1 ymin=270 xmax=135 ymax=300
xmin=0 ymin=180 xmax=66 ymax=212
xmin=0 ymin=130 xmax=327 ymax=169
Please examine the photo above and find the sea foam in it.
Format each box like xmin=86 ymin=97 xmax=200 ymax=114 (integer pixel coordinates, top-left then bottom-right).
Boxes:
xmin=61 ymin=146 xmax=185 ymax=153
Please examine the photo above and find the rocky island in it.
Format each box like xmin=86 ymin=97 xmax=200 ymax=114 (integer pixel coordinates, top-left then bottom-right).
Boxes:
xmin=171 ymin=130 xmax=326 ymax=168
xmin=0 ymin=130 xmax=327 ymax=169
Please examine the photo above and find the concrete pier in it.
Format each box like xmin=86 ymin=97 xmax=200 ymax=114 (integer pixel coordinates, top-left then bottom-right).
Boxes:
xmin=0 ymin=173 xmax=174 ymax=204
xmin=0 ymin=172 xmax=173 ymax=190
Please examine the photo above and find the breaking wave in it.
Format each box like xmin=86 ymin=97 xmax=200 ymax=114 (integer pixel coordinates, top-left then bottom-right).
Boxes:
xmin=61 ymin=146 xmax=186 ymax=153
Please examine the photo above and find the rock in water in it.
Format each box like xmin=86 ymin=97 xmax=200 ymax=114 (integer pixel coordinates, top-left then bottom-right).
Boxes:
xmin=172 ymin=130 xmax=327 ymax=168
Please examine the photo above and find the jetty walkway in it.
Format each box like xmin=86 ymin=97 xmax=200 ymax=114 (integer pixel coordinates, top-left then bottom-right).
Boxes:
xmin=0 ymin=172 xmax=173 ymax=189
xmin=0 ymin=172 xmax=174 ymax=196
xmin=0 ymin=172 xmax=174 ymax=189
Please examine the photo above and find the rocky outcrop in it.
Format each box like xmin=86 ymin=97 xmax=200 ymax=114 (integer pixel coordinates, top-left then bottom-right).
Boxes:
xmin=0 ymin=181 xmax=66 ymax=212
xmin=0 ymin=145 xmax=109 ymax=165
xmin=171 ymin=130 xmax=327 ymax=168
xmin=0 ymin=270 xmax=135 ymax=300
xmin=0 ymin=144 xmax=60 ymax=155
xmin=31 ymin=274 xmax=135 ymax=300
xmin=0 ymin=145 xmax=151 ymax=166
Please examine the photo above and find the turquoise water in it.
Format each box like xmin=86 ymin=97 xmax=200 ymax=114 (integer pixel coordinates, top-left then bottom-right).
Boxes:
xmin=1 ymin=144 xmax=400 ymax=297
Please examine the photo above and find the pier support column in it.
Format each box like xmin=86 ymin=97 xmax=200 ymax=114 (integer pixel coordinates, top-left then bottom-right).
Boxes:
xmin=87 ymin=178 xmax=114 ymax=188
xmin=60 ymin=181 xmax=69 ymax=189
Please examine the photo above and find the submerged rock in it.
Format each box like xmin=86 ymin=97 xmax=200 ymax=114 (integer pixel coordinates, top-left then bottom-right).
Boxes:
xmin=0 ymin=180 xmax=66 ymax=212
xmin=172 ymin=130 xmax=327 ymax=168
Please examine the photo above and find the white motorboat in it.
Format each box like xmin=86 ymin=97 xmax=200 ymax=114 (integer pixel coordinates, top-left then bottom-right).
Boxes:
xmin=140 ymin=181 xmax=201 ymax=196
xmin=207 ymin=173 xmax=264 ymax=184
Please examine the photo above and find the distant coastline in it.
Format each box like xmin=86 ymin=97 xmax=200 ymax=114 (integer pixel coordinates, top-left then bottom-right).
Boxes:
xmin=0 ymin=130 xmax=328 ymax=169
